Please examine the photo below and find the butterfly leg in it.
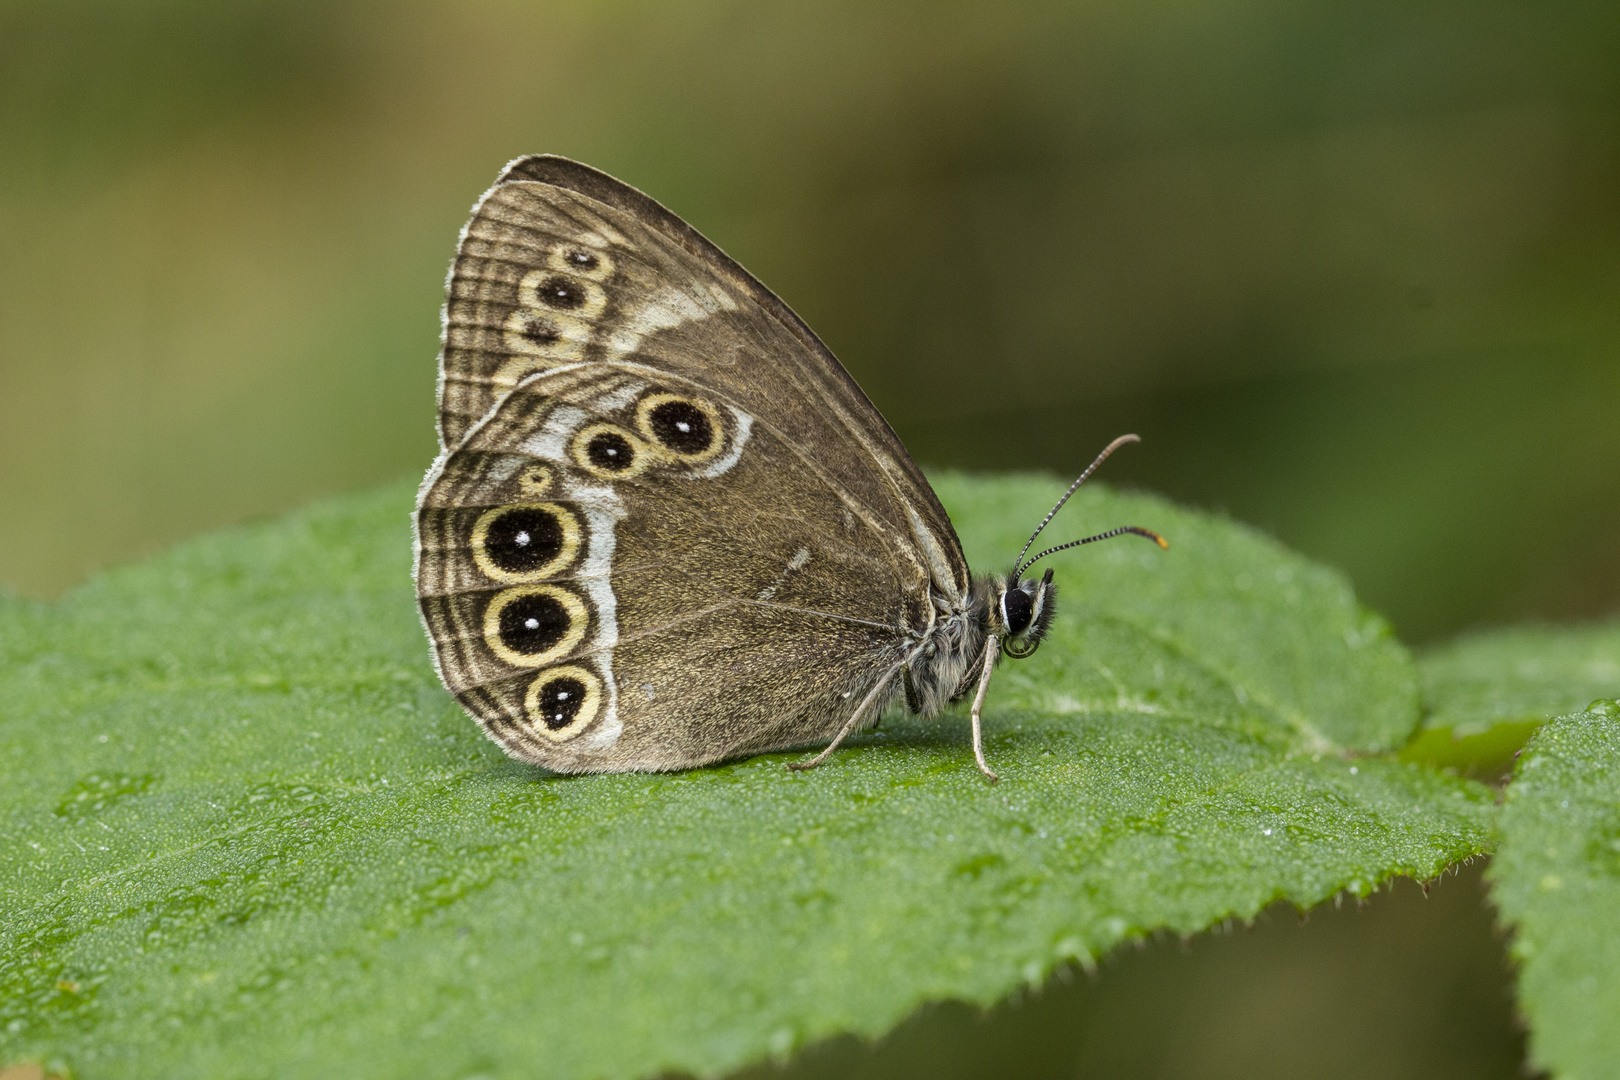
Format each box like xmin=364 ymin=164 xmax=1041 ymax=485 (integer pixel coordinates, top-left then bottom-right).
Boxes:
xmin=969 ymin=635 xmax=1000 ymax=782
xmin=787 ymin=661 xmax=905 ymax=773
xmin=902 ymin=663 xmax=922 ymax=714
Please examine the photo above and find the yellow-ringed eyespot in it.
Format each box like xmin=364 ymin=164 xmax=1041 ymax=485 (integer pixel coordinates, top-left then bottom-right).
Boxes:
xmin=570 ymin=423 xmax=651 ymax=480
xmin=518 ymin=268 xmax=607 ymax=320
xmin=515 ymin=464 xmax=553 ymax=497
xmin=502 ymin=308 xmax=588 ymax=365
xmin=634 ymin=393 xmax=724 ymax=463
xmin=483 ymin=585 xmax=590 ymax=668
xmin=470 ymin=503 xmax=582 ymax=584
xmin=523 ymin=664 xmax=604 ymax=741
xmin=546 ymin=246 xmax=615 ymax=282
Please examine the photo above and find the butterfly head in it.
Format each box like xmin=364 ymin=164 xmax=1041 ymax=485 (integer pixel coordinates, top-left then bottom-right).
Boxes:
xmin=986 ymin=434 xmax=1168 ymax=663
xmin=991 ymin=569 xmax=1057 ymax=660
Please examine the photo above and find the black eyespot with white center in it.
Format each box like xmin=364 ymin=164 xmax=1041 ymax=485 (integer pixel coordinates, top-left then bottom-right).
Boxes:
xmin=635 ymin=393 xmax=724 ymax=463
xmin=535 ymin=674 xmax=588 ymax=730
xmin=586 ymin=431 xmax=635 ymax=472
xmin=648 ymin=400 xmax=713 ymax=455
xmin=483 ymin=585 xmax=588 ymax=668
xmin=497 ymin=591 xmax=571 ymax=657
xmin=570 ymin=424 xmax=649 ymax=480
xmin=522 ymin=664 xmax=604 ymax=741
xmin=535 ymin=275 xmax=585 ymax=310
xmin=544 ymin=246 xmax=614 ymax=283
xmin=484 ymin=507 xmax=565 ymax=575
xmin=470 ymin=502 xmax=582 ymax=585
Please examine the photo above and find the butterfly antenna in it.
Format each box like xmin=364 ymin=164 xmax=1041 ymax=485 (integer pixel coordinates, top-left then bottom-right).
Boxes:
xmin=1011 ymin=434 xmax=1143 ymax=577
xmin=1017 ymin=526 xmax=1168 ymax=579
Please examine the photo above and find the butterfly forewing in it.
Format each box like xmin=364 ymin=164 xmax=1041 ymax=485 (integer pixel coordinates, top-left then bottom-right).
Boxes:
xmin=438 ymin=156 xmax=969 ymax=600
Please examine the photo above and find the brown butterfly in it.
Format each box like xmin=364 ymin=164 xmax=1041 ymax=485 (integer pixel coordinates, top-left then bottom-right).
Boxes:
xmin=413 ymin=156 xmax=1164 ymax=780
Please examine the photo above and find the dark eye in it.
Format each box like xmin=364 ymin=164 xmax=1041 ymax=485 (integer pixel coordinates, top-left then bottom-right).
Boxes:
xmin=1002 ymin=587 xmax=1035 ymax=635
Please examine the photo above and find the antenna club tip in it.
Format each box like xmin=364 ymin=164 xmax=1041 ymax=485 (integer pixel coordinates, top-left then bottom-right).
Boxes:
xmin=1130 ymin=526 xmax=1168 ymax=549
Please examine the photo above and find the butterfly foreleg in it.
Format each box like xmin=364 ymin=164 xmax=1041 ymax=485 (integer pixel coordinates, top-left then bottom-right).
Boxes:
xmin=786 ymin=660 xmax=906 ymax=773
xmin=968 ymin=634 xmax=1000 ymax=783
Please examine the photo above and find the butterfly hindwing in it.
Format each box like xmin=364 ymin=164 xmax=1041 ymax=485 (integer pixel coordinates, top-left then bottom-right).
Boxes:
xmin=415 ymin=364 xmax=927 ymax=772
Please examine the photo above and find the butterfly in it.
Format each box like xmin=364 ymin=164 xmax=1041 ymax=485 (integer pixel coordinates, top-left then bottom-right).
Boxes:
xmin=413 ymin=156 xmax=1165 ymax=781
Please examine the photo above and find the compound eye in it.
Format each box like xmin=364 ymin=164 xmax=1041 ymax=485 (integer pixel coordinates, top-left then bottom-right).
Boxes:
xmin=1001 ymin=587 xmax=1035 ymax=636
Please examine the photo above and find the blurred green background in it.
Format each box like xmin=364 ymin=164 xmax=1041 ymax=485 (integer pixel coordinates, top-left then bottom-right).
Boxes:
xmin=4 ymin=0 xmax=1616 ymax=1075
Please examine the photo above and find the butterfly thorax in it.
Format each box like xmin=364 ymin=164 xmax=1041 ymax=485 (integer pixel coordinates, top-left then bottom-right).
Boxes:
xmin=902 ymin=569 xmax=1056 ymax=716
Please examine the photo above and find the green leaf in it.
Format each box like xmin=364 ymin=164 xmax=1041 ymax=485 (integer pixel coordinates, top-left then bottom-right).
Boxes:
xmin=1421 ymin=621 xmax=1620 ymax=736
xmin=1489 ymin=703 xmax=1620 ymax=1080
xmin=1407 ymin=621 xmax=1620 ymax=772
xmin=0 ymin=475 xmax=1491 ymax=1079
xmin=936 ymin=474 xmax=1420 ymax=754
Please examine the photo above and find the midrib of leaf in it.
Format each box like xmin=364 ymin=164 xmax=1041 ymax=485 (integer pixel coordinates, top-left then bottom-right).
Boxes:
xmin=1087 ymin=607 xmax=1338 ymax=754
